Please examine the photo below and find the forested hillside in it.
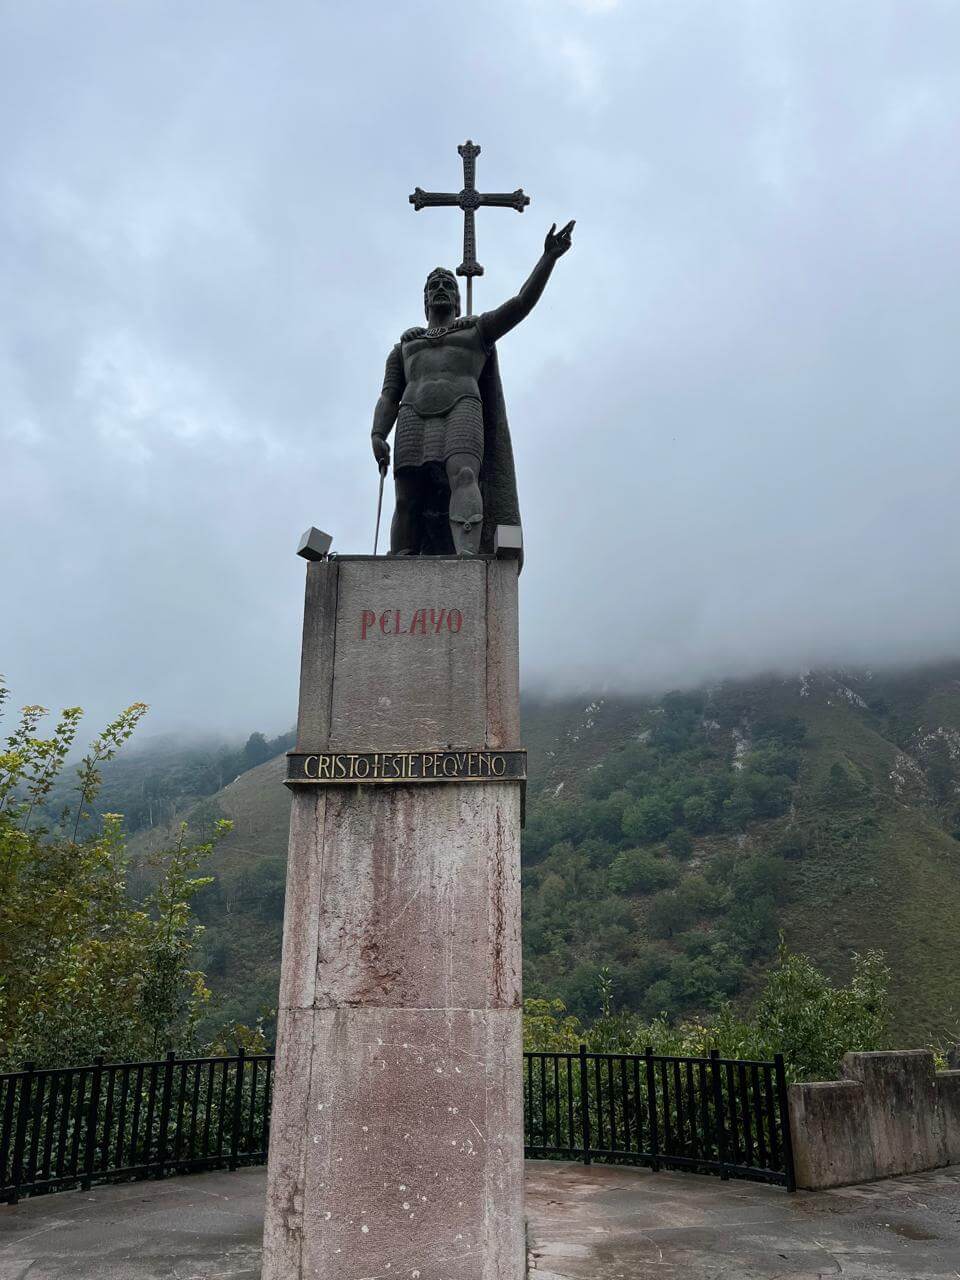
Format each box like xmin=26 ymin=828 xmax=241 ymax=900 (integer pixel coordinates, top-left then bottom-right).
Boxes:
xmin=41 ymin=728 xmax=294 ymax=835
xmin=115 ymin=662 xmax=960 ymax=1045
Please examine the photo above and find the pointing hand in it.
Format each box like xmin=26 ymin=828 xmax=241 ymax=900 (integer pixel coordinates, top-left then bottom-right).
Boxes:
xmin=544 ymin=220 xmax=575 ymax=259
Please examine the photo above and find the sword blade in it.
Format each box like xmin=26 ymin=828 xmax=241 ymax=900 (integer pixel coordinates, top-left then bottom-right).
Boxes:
xmin=373 ymin=465 xmax=387 ymax=555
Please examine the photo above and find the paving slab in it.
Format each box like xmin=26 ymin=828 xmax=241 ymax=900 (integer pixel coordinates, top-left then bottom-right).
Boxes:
xmin=526 ymin=1161 xmax=960 ymax=1279
xmin=1 ymin=1161 xmax=959 ymax=1279
xmin=0 ymin=1168 xmax=264 ymax=1279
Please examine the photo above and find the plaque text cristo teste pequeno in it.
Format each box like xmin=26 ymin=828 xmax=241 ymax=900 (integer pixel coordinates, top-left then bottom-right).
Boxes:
xmin=286 ymin=748 xmax=526 ymax=785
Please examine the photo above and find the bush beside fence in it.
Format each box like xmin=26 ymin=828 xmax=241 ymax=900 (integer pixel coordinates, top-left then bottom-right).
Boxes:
xmin=524 ymin=1046 xmax=794 ymax=1188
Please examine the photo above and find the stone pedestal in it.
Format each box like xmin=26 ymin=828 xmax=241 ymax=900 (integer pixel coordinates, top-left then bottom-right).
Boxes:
xmin=262 ymin=556 xmax=525 ymax=1280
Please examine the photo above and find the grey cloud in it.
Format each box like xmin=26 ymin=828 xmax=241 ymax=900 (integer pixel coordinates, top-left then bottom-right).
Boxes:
xmin=3 ymin=1 xmax=959 ymax=734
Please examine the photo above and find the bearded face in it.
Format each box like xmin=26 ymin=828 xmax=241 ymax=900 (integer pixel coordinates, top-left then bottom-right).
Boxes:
xmin=423 ymin=270 xmax=461 ymax=320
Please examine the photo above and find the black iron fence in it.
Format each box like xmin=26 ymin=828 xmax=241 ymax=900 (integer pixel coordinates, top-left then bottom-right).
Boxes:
xmin=1 ymin=1049 xmax=272 ymax=1203
xmin=524 ymin=1046 xmax=795 ymax=1189
xmin=2 ymin=1045 xmax=794 ymax=1202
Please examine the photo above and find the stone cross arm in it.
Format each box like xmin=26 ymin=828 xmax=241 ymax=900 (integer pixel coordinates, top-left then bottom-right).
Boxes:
xmin=409 ymin=186 xmax=530 ymax=215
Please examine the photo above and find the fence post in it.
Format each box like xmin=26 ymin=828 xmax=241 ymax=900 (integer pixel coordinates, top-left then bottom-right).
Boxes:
xmin=230 ymin=1048 xmax=246 ymax=1171
xmin=155 ymin=1051 xmax=176 ymax=1180
xmin=774 ymin=1053 xmax=796 ymax=1192
xmin=709 ymin=1049 xmax=729 ymax=1181
xmin=8 ymin=1064 xmax=35 ymax=1204
xmin=0 ymin=1073 xmax=16 ymax=1203
xmin=578 ymin=1045 xmax=591 ymax=1166
xmin=644 ymin=1048 xmax=660 ymax=1172
xmin=81 ymin=1056 xmax=104 ymax=1191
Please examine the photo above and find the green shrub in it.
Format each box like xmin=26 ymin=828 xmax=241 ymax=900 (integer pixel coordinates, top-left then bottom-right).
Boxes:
xmin=622 ymin=796 xmax=673 ymax=843
xmin=526 ymin=942 xmax=892 ymax=1083
xmin=0 ymin=683 xmax=226 ymax=1069
xmin=665 ymin=828 xmax=694 ymax=859
xmin=645 ymin=876 xmax=719 ymax=938
xmin=608 ymin=848 xmax=680 ymax=894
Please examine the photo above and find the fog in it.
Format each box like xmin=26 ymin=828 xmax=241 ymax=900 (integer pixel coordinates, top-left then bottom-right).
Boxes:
xmin=4 ymin=1 xmax=960 ymax=736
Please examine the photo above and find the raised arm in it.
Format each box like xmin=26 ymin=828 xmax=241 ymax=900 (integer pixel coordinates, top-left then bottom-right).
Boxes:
xmin=480 ymin=220 xmax=574 ymax=345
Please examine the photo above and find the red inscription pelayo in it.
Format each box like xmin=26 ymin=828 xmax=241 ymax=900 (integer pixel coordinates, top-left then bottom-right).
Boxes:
xmin=359 ymin=607 xmax=464 ymax=639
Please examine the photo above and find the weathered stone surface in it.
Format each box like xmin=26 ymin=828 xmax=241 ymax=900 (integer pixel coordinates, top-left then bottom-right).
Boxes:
xmin=936 ymin=1069 xmax=960 ymax=1164
xmin=310 ymin=784 xmax=521 ymax=1011
xmin=261 ymin=1008 xmax=314 ymax=1276
xmin=263 ymin=556 xmax=524 ymax=1279
xmin=485 ymin=560 xmax=520 ymax=749
xmin=789 ymin=1049 xmax=960 ymax=1189
xmin=275 ymin=792 xmax=326 ymax=1011
xmin=330 ymin=558 xmax=488 ymax=750
xmin=789 ymin=1079 xmax=871 ymax=1189
xmin=295 ymin=561 xmax=338 ymax=752
xmin=294 ymin=556 xmax=522 ymax=752
xmin=845 ymin=1050 xmax=939 ymax=1180
xmin=292 ymin=1008 xmax=524 ymax=1280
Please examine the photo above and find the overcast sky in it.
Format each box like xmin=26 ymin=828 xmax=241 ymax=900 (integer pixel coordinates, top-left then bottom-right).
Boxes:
xmin=3 ymin=1 xmax=960 ymax=739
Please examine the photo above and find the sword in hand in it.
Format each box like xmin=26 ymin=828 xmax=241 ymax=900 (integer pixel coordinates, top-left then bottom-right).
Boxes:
xmin=373 ymin=458 xmax=388 ymax=555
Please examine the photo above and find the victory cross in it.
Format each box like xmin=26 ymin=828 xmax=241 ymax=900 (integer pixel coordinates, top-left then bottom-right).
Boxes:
xmin=370 ymin=140 xmax=574 ymax=559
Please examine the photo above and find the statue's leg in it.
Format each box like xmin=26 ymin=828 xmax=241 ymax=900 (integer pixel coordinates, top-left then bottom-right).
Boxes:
xmin=390 ymin=469 xmax=423 ymax=555
xmin=445 ymin=452 xmax=483 ymax=557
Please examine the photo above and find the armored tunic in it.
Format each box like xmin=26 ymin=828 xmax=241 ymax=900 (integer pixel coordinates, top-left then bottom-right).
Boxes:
xmin=376 ymin=312 xmax=522 ymax=563
xmin=380 ymin=316 xmax=494 ymax=471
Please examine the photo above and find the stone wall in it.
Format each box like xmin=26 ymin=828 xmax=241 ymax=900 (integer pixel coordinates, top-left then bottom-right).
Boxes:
xmin=789 ymin=1050 xmax=960 ymax=1189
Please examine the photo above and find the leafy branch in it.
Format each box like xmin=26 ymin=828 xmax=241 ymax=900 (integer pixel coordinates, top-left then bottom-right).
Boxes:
xmin=70 ymin=703 xmax=149 ymax=842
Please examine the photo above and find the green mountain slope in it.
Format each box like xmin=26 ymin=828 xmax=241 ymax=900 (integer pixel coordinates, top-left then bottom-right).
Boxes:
xmin=127 ymin=663 xmax=960 ymax=1045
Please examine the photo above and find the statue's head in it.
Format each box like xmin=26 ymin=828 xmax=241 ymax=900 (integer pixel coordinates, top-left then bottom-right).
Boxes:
xmin=423 ymin=268 xmax=461 ymax=320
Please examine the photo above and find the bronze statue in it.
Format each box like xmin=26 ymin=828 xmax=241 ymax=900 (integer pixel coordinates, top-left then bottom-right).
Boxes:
xmin=370 ymin=221 xmax=573 ymax=559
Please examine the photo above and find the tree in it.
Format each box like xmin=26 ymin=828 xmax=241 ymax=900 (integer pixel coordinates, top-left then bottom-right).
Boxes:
xmin=665 ymin=829 xmax=694 ymax=859
xmin=622 ymin=795 xmax=672 ymax=843
xmin=608 ymin=847 xmax=679 ymax=895
xmin=681 ymin=794 xmax=713 ymax=833
xmin=535 ymin=942 xmax=892 ymax=1083
xmin=138 ymin=822 xmax=220 ymax=1055
xmin=522 ymin=998 xmax=582 ymax=1052
xmin=645 ymin=876 xmax=719 ymax=939
xmin=0 ymin=681 xmax=227 ymax=1069
xmin=242 ymin=732 xmax=271 ymax=771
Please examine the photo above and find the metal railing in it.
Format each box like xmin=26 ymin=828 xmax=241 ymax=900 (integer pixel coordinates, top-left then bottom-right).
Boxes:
xmin=1 ymin=1048 xmax=272 ymax=1203
xmin=524 ymin=1046 xmax=795 ymax=1189
xmin=2 ymin=1044 xmax=794 ymax=1201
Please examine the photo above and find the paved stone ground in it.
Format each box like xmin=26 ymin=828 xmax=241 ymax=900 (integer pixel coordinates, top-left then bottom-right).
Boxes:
xmin=526 ymin=1162 xmax=960 ymax=1279
xmin=1 ymin=1161 xmax=959 ymax=1279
